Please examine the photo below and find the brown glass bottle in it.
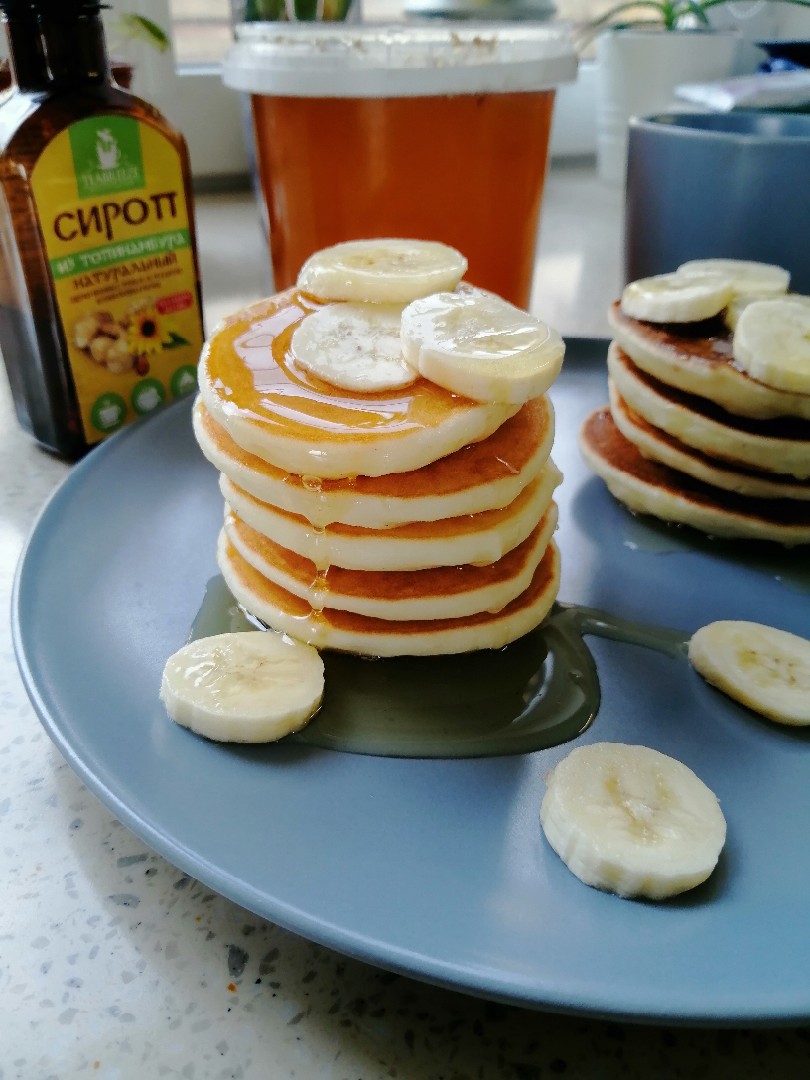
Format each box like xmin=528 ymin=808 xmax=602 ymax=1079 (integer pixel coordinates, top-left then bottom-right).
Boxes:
xmin=0 ymin=0 xmax=204 ymax=459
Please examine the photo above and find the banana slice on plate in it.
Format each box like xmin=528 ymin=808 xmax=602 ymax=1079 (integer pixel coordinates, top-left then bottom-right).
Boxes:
xmin=621 ymin=272 xmax=733 ymax=324
xmin=732 ymin=298 xmax=810 ymax=395
xmin=677 ymin=258 xmax=790 ymax=298
xmin=689 ymin=620 xmax=810 ymax=726
xmin=160 ymin=631 xmax=324 ymax=743
xmin=291 ymin=302 xmax=416 ymax=392
xmin=540 ymin=742 xmax=726 ymax=900
xmin=400 ymin=287 xmax=565 ymax=405
xmin=297 ymin=238 xmax=468 ymax=304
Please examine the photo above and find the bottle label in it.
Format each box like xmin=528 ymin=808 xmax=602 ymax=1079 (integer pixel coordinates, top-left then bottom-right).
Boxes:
xmin=30 ymin=114 xmax=204 ymax=443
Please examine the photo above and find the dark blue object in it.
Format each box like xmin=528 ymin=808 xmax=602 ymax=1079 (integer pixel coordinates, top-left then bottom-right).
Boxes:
xmin=625 ymin=111 xmax=810 ymax=293
xmin=757 ymin=39 xmax=810 ymax=70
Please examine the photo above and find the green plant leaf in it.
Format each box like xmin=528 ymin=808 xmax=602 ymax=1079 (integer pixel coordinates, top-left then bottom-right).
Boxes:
xmin=117 ymin=14 xmax=171 ymax=53
xmin=585 ymin=0 xmax=810 ymax=38
xmin=244 ymin=0 xmax=288 ymax=17
xmin=292 ymin=0 xmax=320 ymax=19
xmin=682 ymin=0 xmax=711 ymax=23
xmin=584 ymin=1 xmax=668 ymax=34
xmin=244 ymin=0 xmax=356 ymax=20
xmin=322 ymin=0 xmax=355 ymax=17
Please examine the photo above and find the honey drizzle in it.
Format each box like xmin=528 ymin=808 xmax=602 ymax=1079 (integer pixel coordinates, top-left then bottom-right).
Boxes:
xmin=187 ymin=579 xmax=691 ymax=760
xmin=299 ymin=473 xmax=331 ymax=609
xmin=204 ymin=290 xmax=496 ymax=447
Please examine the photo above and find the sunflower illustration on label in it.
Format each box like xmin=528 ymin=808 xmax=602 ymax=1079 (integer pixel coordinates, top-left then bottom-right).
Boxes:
xmin=31 ymin=114 xmax=205 ymax=444
xmin=72 ymin=296 xmax=192 ymax=381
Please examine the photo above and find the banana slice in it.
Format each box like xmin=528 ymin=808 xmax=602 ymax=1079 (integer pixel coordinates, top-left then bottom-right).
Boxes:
xmin=297 ymin=239 xmax=468 ymax=305
xmin=540 ymin=742 xmax=726 ymax=900
xmin=621 ymin=272 xmax=733 ymax=324
xmin=290 ymin=302 xmax=416 ymax=392
xmin=677 ymin=258 xmax=790 ymax=298
xmin=689 ymin=620 xmax=810 ymax=726
xmin=400 ymin=288 xmax=564 ymax=405
xmin=160 ymin=631 xmax=324 ymax=743
xmin=733 ymin=298 xmax=810 ymax=395
xmin=724 ymin=291 xmax=810 ymax=333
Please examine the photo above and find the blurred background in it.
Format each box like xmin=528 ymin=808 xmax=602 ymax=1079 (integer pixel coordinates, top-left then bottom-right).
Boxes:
xmin=2 ymin=0 xmax=807 ymax=335
xmin=78 ymin=0 xmax=809 ymax=185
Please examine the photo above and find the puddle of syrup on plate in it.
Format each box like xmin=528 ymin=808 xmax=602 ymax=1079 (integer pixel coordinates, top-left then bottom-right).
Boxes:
xmin=188 ymin=576 xmax=689 ymax=759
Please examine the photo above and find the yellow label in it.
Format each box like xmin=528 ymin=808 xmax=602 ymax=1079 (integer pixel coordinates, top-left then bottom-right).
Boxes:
xmin=30 ymin=115 xmax=204 ymax=444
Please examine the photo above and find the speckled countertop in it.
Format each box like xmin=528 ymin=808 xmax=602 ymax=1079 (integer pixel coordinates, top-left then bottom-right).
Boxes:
xmin=3 ymin=182 xmax=810 ymax=1080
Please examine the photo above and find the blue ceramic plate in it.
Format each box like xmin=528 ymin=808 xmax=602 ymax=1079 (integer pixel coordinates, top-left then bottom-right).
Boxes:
xmin=13 ymin=340 xmax=810 ymax=1023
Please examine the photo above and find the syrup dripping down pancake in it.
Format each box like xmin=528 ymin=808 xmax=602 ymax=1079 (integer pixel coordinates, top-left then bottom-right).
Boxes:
xmin=217 ymin=529 xmax=562 ymax=657
xmin=220 ymin=462 xmax=562 ymax=572
xmin=199 ymin=290 xmax=518 ymax=479
xmin=224 ymin=504 xmax=559 ymax=621
xmin=194 ymin=393 xmax=555 ymax=529
xmin=197 ymin=279 xmax=565 ymax=655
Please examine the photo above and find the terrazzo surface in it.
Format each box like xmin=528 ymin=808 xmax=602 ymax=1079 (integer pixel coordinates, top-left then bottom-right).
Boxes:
xmin=3 ymin=171 xmax=810 ymax=1079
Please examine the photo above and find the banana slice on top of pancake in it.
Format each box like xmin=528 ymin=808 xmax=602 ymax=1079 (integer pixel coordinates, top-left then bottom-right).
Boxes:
xmin=621 ymin=272 xmax=734 ymax=324
xmin=677 ymin=258 xmax=790 ymax=298
xmin=678 ymin=259 xmax=792 ymax=334
xmin=724 ymin=291 xmax=810 ymax=333
xmin=291 ymin=280 xmax=565 ymax=403
xmin=401 ymin=287 xmax=565 ymax=405
xmin=620 ymin=260 xmax=791 ymax=325
xmin=733 ymin=298 xmax=810 ymax=396
xmin=293 ymin=240 xmax=565 ymax=401
xmin=297 ymin=238 xmax=468 ymax=304
xmin=290 ymin=301 xmax=416 ymax=392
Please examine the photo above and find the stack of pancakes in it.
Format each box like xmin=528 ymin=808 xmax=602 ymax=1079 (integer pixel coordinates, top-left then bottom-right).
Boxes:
xmin=194 ymin=290 xmax=562 ymax=656
xmin=580 ymin=299 xmax=810 ymax=545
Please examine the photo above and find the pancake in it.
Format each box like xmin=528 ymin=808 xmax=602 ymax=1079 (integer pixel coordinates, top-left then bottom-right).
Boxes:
xmin=224 ymin=504 xmax=559 ymax=621
xmin=608 ymin=302 xmax=810 ymax=422
xmin=194 ymin=393 xmax=555 ymax=529
xmin=220 ymin=461 xmax=563 ymax=572
xmin=579 ymin=407 xmax=810 ymax=546
xmin=608 ymin=381 xmax=810 ymax=502
xmin=217 ymin=529 xmax=562 ymax=657
xmin=608 ymin=344 xmax=810 ymax=479
xmin=196 ymin=270 xmax=568 ymax=657
xmin=199 ymin=291 xmax=518 ymax=479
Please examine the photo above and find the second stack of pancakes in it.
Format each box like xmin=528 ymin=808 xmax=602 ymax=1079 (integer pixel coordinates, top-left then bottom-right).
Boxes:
xmin=580 ymin=264 xmax=810 ymax=546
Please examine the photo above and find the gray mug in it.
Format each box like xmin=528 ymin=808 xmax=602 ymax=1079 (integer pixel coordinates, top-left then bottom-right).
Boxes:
xmin=625 ymin=111 xmax=810 ymax=294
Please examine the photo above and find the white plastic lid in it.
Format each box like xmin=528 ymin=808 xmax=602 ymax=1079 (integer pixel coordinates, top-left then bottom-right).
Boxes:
xmin=222 ymin=22 xmax=578 ymax=99
xmin=405 ymin=0 xmax=557 ymax=19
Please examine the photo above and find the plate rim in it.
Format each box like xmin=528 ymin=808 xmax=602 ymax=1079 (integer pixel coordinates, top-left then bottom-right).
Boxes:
xmin=13 ymin=348 xmax=810 ymax=1027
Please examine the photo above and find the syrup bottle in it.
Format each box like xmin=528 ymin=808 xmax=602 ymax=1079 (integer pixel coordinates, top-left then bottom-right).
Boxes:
xmin=0 ymin=0 xmax=204 ymax=459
